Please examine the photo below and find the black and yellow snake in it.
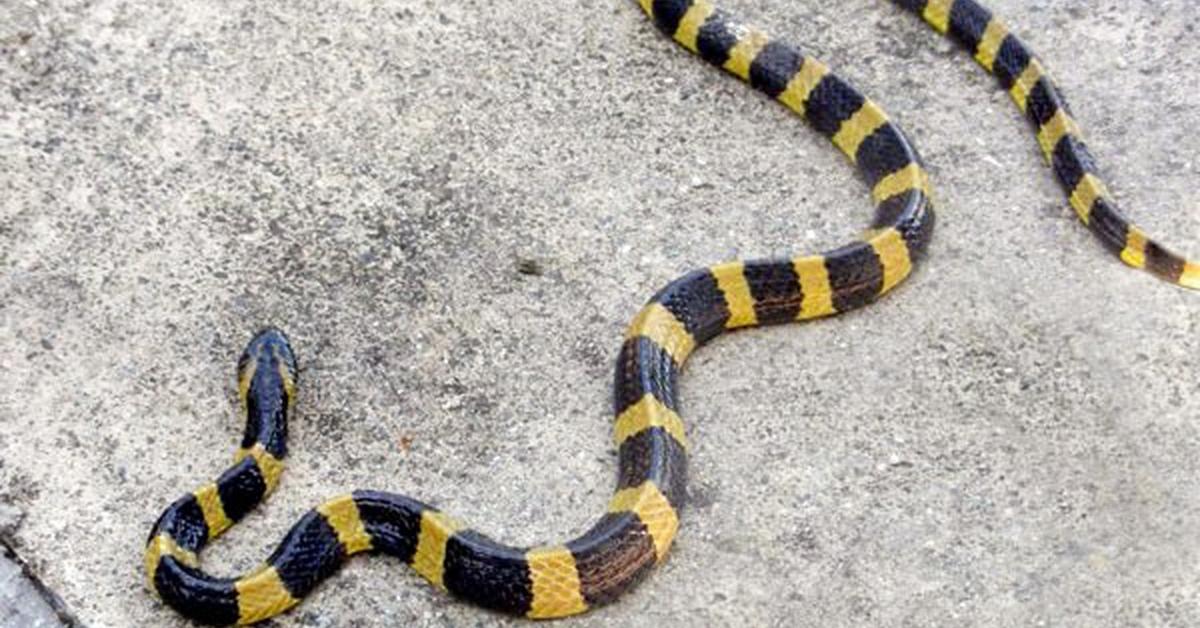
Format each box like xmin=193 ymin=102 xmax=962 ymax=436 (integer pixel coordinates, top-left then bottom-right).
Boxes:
xmin=144 ymin=0 xmax=1198 ymax=624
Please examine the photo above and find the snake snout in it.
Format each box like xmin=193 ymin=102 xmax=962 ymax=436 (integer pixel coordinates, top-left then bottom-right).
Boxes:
xmin=251 ymin=325 xmax=294 ymax=356
xmin=241 ymin=327 xmax=298 ymax=383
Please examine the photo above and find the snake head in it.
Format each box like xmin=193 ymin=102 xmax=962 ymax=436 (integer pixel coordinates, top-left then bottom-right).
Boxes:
xmin=236 ymin=328 xmax=298 ymax=455
xmin=238 ymin=328 xmax=297 ymax=389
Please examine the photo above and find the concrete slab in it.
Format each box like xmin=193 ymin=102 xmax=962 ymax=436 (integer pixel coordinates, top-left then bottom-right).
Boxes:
xmin=2 ymin=0 xmax=1198 ymax=626
xmin=1 ymin=542 xmax=69 ymax=628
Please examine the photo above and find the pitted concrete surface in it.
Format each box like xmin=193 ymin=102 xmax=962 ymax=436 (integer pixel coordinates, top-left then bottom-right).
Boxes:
xmin=1 ymin=505 xmax=68 ymax=628
xmin=2 ymin=0 xmax=1198 ymax=626
xmin=0 ymin=547 xmax=67 ymax=628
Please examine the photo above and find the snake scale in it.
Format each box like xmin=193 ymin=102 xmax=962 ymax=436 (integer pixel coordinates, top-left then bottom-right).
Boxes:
xmin=145 ymin=0 xmax=1198 ymax=624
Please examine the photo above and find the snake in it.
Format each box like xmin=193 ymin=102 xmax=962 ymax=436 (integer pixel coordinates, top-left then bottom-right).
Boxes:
xmin=144 ymin=0 xmax=1199 ymax=625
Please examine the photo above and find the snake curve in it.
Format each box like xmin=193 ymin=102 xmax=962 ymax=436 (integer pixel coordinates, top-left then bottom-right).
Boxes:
xmin=145 ymin=0 xmax=1196 ymax=625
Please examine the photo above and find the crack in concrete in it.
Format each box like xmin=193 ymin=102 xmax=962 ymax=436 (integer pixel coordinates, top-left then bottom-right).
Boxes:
xmin=0 ymin=539 xmax=78 ymax=628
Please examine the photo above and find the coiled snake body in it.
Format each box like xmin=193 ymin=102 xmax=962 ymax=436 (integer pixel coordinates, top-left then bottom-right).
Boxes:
xmin=145 ymin=0 xmax=1198 ymax=624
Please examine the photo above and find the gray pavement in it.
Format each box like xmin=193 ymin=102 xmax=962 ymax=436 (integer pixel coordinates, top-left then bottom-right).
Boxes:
xmin=1 ymin=499 xmax=68 ymax=627
xmin=2 ymin=0 xmax=1199 ymax=626
xmin=1 ymin=545 xmax=68 ymax=628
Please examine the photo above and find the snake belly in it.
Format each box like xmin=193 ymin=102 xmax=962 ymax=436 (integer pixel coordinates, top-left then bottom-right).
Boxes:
xmin=145 ymin=0 xmax=1195 ymax=625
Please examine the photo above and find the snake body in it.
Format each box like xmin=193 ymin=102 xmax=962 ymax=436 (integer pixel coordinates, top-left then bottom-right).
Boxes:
xmin=145 ymin=0 xmax=1196 ymax=625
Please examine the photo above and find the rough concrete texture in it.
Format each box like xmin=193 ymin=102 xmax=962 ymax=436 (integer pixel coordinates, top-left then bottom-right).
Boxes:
xmin=0 ymin=543 xmax=68 ymax=628
xmin=2 ymin=0 xmax=1199 ymax=626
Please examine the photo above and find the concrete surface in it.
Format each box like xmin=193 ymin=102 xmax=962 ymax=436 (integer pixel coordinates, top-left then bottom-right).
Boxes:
xmin=2 ymin=0 xmax=1198 ymax=626
xmin=0 ymin=541 xmax=69 ymax=628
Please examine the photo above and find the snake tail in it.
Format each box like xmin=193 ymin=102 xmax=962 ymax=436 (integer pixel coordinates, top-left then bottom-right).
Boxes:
xmin=144 ymin=3 xmax=937 ymax=622
xmin=892 ymin=0 xmax=1198 ymax=288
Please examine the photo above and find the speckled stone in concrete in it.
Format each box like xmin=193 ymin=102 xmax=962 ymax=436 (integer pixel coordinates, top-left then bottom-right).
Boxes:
xmin=2 ymin=0 xmax=1198 ymax=626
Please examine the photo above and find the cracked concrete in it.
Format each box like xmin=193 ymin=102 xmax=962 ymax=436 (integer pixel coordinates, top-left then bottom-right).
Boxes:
xmin=1 ymin=503 xmax=68 ymax=628
xmin=0 ymin=545 xmax=68 ymax=628
xmin=2 ymin=0 xmax=1198 ymax=626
